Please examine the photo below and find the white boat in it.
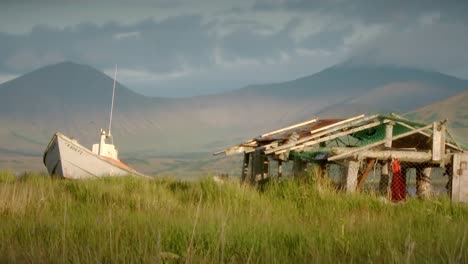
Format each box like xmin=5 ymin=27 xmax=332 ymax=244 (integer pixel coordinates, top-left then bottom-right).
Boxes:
xmin=43 ymin=130 xmax=145 ymax=179
xmin=43 ymin=65 xmax=146 ymax=179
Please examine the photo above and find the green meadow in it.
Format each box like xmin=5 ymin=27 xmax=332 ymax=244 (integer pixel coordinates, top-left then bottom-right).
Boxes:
xmin=0 ymin=171 xmax=467 ymax=263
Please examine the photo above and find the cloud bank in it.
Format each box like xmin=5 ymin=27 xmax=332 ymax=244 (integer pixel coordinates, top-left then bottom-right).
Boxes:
xmin=0 ymin=0 xmax=467 ymax=96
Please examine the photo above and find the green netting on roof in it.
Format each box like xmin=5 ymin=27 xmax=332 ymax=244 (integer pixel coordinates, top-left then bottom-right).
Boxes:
xmin=290 ymin=150 xmax=332 ymax=161
xmin=352 ymin=123 xmax=412 ymax=146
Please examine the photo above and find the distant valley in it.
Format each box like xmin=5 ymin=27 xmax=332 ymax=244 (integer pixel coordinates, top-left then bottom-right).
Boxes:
xmin=0 ymin=61 xmax=467 ymax=176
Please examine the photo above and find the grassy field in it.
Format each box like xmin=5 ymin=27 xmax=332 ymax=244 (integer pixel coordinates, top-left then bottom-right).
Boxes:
xmin=0 ymin=172 xmax=467 ymax=263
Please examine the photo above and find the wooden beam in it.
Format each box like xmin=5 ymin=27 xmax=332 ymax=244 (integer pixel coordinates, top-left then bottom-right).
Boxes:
xmin=328 ymin=123 xmax=433 ymax=161
xmin=309 ymin=114 xmax=365 ymax=135
xmin=261 ymin=118 xmax=317 ymax=138
xmin=265 ymin=115 xmax=379 ymax=154
xmin=223 ymin=146 xmax=256 ymax=156
xmin=357 ymin=159 xmax=376 ymax=191
xmin=213 ymin=139 xmax=257 ymax=156
xmin=356 ymin=150 xmax=434 ymax=162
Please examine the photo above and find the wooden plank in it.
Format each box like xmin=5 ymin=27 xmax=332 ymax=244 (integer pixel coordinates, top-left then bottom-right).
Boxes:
xmin=265 ymin=115 xmax=379 ymax=154
xmin=261 ymin=118 xmax=317 ymax=138
xmin=309 ymin=114 xmax=365 ymax=135
xmin=357 ymin=159 xmax=376 ymax=191
xmin=213 ymin=139 xmax=257 ymax=156
xmin=272 ymin=120 xmax=385 ymax=154
xmin=328 ymin=123 xmax=433 ymax=161
xmin=213 ymin=150 xmax=225 ymax=156
xmin=224 ymin=146 xmax=255 ymax=156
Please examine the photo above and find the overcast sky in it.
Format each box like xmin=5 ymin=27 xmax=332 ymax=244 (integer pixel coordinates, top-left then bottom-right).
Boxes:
xmin=1 ymin=0 xmax=468 ymax=97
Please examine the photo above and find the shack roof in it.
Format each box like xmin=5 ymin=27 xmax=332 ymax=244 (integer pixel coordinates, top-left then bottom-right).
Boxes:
xmin=215 ymin=113 xmax=465 ymax=161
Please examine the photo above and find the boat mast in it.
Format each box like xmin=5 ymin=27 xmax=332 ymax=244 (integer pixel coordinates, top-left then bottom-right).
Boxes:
xmin=108 ymin=64 xmax=117 ymax=143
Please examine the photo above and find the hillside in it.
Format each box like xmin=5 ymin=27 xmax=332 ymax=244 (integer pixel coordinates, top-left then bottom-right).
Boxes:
xmin=406 ymin=90 xmax=468 ymax=147
xmin=0 ymin=61 xmax=467 ymax=174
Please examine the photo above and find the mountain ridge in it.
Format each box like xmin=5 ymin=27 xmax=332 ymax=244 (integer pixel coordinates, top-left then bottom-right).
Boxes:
xmin=1 ymin=61 xmax=467 ymax=174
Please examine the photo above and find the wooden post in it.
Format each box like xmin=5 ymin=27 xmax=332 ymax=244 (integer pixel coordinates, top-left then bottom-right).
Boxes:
xmin=241 ymin=153 xmax=250 ymax=183
xmin=416 ymin=167 xmax=432 ymax=199
xmin=263 ymin=157 xmax=269 ymax=180
xmin=251 ymin=150 xmax=268 ymax=184
xmin=451 ymin=154 xmax=468 ymax=203
xmin=432 ymin=121 xmax=446 ymax=162
xmin=278 ymin=160 xmax=283 ymax=178
xmin=379 ymin=122 xmax=393 ymax=195
xmin=344 ymin=160 xmax=359 ymax=192
xmin=250 ymin=152 xmax=255 ymax=184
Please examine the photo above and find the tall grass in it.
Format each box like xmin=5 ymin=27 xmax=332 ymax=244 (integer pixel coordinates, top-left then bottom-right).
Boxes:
xmin=0 ymin=171 xmax=467 ymax=263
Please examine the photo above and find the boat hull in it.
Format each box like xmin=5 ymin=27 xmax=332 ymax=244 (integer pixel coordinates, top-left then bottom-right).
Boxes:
xmin=43 ymin=133 xmax=140 ymax=179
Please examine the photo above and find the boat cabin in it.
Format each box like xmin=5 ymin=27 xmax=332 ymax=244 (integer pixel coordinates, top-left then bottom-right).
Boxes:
xmin=92 ymin=129 xmax=119 ymax=160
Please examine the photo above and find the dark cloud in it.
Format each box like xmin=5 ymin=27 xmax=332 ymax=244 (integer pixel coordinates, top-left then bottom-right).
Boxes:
xmin=350 ymin=22 xmax=468 ymax=72
xmin=0 ymin=0 xmax=467 ymax=96
xmin=253 ymin=0 xmax=468 ymax=24
xmin=220 ymin=18 xmax=299 ymax=61
xmin=0 ymin=15 xmax=216 ymax=74
xmin=299 ymin=26 xmax=351 ymax=51
xmin=0 ymin=14 xmax=305 ymax=75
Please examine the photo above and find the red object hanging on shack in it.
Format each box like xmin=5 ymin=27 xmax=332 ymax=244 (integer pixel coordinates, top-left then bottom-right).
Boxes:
xmin=391 ymin=158 xmax=406 ymax=201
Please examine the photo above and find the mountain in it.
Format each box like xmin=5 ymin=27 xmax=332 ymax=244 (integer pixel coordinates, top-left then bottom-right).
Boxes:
xmin=0 ymin=61 xmax=466 ymax=175
xmin=406 ymin=90 xmax=468 ymax=147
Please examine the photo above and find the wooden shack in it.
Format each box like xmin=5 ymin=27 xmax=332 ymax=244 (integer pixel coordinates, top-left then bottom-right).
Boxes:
xmin=215 ymin=114 xmax=468 ymax=203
